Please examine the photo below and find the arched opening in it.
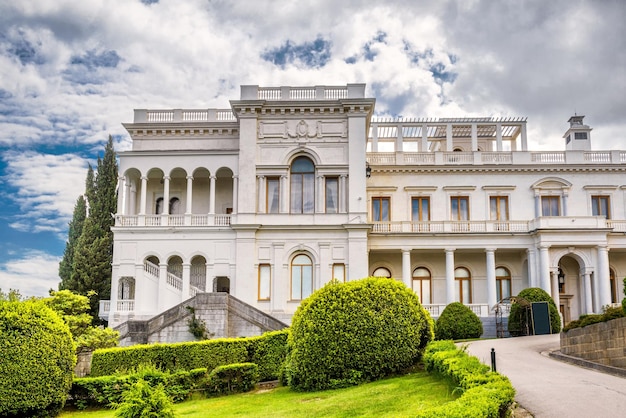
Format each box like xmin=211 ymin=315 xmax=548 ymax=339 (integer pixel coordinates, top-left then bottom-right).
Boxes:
xmin=455 ymin=267 xmax=472 ymax=303
xmin=191 ymin=256 xmax=207 ymax=291
xmin=558 ymin=255 xmax=583 ymax=324
xmin=118 ymin=277 xmax=135 ymax=300
xmin=610 ymin=268 xmax=617 ymax=304
xmin=215 ymin=167 xmax=234 ymax=214
xmin=290 ymin=156 xmax=315 ymax=214
xmin=167 ymin=256 xmax=183 ymax=279
xmin=372 ymin=266 xmax=392 ymax=278
xmin=496 ymin=267 xmax=511 ymax=301
xmin=291 ymin=254 xmax=313 ymax=299
xmin=412 ymin=267 xmax=431 ymax=304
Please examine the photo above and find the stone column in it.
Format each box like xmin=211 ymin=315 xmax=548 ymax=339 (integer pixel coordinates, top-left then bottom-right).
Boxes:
xmin=209 ymin=175 xmax=216 ymax=214
xmin=182 ymin=262 xmax=191 ymax=300
xmin=232 ymin=175 xmax=239 ymax=214
xmin=158 ymin=263 xmax=168 ymax=311
xmin=496 ymin=123 xmax=503 ymax=151
xmin=445 ymin=248 xmax=455 ymax=304
xmin=116 ymin=175 xmax=125 ymax=215
xmin=562 ymin=192 xmax=568 ymax=216
xmin=316 ymin=174 xmax=324 ymax=213
xmin=339 ymin=175 xmax=347 ymax=213
xmin=402 ymin=249 xmax=412 ymax=288
xmin=258 ymin=176 xmax=266 ymax=213
xmin=162 ymin=175 xmax=170 ymax=215
xmin=471 ymin=124 xmax=478 ymax=151
xmin=539 ymin=246 xmax=551 ymax=294
xmin=186 ymin=175 xmax=193 ymax=214
xmin=520 ymin=123 xmax=528 ymax=151
xmin=550 ymin=269 xmax=560 ymax=313
xmin=597 ymin=245 xmax=611 ymax=309
xmin=582 ymin=270 xmax=594 ymax=314
xmin=280 ymin=175 xmax=288 ymax=213
xmin=527 ymin=248 xmax=537 ymax=288
xmin=421 ymin=123 xmax=428 ymax=152
xmin=486 ymin=248 xmax=497 ymax=308
xmin=371 ymin=122 xmax=378 ymax=152
xmin=446 ymin=124 xmax=453 ymax=152
xmin=140 ymin=176 xmax=148 ymax=215
xmin=534 ymin=192 xmax=540 ymax=218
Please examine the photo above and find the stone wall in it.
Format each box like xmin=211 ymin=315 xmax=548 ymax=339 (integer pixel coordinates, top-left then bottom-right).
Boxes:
xmin=560 ymin=317 xmax=626 ymax=368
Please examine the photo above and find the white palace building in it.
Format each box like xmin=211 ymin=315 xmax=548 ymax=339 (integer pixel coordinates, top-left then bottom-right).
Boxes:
xmin=103 ymin=84 xmax=626 ymax=335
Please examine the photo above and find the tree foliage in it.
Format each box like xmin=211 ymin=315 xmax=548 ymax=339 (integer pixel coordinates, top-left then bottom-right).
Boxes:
xmin=285 ymin=277 xmax=434 ymax=391
xmin=0 ymin=299 xmax=75 ymax=417
xmin=61 ymin=135 xmax=118 ymax=322
xmin=43 ymin=290 xmax=119 ymax=351
xmin=59 ymin=195 xmax=87 ymax=291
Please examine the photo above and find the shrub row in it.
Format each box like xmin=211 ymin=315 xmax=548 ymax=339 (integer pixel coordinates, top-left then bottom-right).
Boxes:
xmin=562 ymin=306 xmax=624 ymax=332
xmin=69 ymin=365 xmax=207 ymax=409
xmin=70 ymin=362 xmax=260 ymax=409
xmin=90 ymin=329 xmax=288 ymax=381
xmin=416 ymin=340 xmax=515 ymax=418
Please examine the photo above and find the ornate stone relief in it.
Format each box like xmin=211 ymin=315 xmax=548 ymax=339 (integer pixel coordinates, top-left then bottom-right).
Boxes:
xmin=258 ymin=120 xmax=347 ymax=141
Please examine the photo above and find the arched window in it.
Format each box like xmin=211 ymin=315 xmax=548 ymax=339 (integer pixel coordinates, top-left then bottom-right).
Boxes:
xmin=155 ymin=197 xmax=164 ymax=214
xmin=290 ymin=157 xmax=315 ymax=213
xmin=167 ymin=256 xmax=183 ymax=278
xmin=496 ymin=267 xmax=511 ymax=301
xmin=191 ymin=256 xmax=206 ymax=291
xmin=455 ymin=267 xmax=472 ymax=303
xmin=118 ymin=277 xmax=135 ymax=300
xmin=412 ymin=267 xmax=431 ymax=304
xmin=169 ymin=197 xmax=181 ymax=214
xmin=291 ymin=254 xmax=313 ymax=300
xmin=372 ymin=267 xmax=392 ymax=278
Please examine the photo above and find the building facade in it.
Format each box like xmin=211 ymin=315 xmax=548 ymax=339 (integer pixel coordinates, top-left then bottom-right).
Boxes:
xmin=103 ymin=84 xmax=626 ymax=330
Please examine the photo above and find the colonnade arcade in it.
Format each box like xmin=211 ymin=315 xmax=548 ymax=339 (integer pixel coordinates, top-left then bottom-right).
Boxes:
xmin=368 ymin=245 xmax=616 ymax=319
xmin=115 ymin=166 xmax=238 ymax=226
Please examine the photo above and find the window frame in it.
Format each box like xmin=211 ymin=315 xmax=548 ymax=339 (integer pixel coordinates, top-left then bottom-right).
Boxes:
xmin=372 ymin=197 xmax=391 ymax=222
xmin=332 ymin=263 xmax=345 ymax=282
xmin=591 ymin=195 xmax=611 ymax=219
xmin=290 ymin=157 xmax=315 ymax=214
xmin=258 ymin=264 xmax=271 ymax=301
xmin=372 ymin=266 xmax=392 ymax=278
xmin=541 ymin=195 xmax=561 ymax=216
xmin=450 ymin=196 xmax=470 ymax=221
xmin=411 ymin=196 xmax=431 ymax=221
xmin=290 ymin=254 xmax=313 ymax=300
xmin=412 ymin=267 xmax=432 ymax=304
xmin=266 ymin=177 xmax=280 ymax=213
xmin=325 ymin=176 xmax=339 ymax=214
xmin=489 ymin=196 xmax=509 ymax=221
xmin=454 ymin=267 xmax=472 ymax=303
xmin=495 ymin=266 xmax=511 ymax=302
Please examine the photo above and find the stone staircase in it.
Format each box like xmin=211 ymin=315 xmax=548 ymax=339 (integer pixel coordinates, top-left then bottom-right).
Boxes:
xmin=115 ymin=292 xmax=288 ymax=346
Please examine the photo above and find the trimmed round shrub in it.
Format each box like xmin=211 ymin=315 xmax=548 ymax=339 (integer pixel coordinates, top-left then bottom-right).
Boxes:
xmin=114 ymin=379 xmax=174 ymax=418
xmin=507 ymin=287 xmax=561 ymax=335
xmin=285 ymin=277 xmax=434 ymax=391
xmin=0 ymin=300 xmax=75 ymax=417
xmin=435 ymin=302 xmax=483 ymax=340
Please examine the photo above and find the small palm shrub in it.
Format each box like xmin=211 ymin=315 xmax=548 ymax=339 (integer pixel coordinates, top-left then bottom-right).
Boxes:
xmin=114 ymin=379 xmax=174 ymax=418
xmin=0 ymin=300 xmax=75 ymax=417
xmin=285 ymin=277 xmax=434 ymax=391
xmin=508 ymin=287 xmax=561 ymax=335
xmin=435 ymin=302 xmax=483 ymax=340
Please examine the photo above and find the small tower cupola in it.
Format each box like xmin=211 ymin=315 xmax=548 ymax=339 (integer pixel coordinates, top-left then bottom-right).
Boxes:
xmin=564 ymin=115 xmax=592 ymax=151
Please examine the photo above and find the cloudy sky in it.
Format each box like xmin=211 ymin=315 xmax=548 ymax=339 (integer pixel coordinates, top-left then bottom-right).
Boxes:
xmin=1 ymin=0 xmax=624 ymax=296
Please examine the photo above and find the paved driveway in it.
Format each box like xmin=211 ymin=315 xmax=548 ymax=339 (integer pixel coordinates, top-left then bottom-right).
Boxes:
xmin=465 ymin=335 xmax=626 ymax=418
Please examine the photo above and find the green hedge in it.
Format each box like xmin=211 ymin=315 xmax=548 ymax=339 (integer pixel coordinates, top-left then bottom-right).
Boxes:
xmin=563 ymin=306 xmax=624 ymax=332
xmin=435 ymin=302 xmax=483 ymax=340
xmin=70 ymin=366 xmax=207 ymax=409
xmin=203 ymin=363 xmax=259 ymax=396
xmin=417 ymin=341 xmax=515 ymax=418
xmin=0 ymin=300 xmax=75 ymax=418
xmin=90 ymin=329 xmax=288 ymax=381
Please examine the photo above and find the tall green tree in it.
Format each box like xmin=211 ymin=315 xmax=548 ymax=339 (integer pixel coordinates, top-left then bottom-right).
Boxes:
xmin=58 ymin=195 xmax=87 ymax=291
xmin=64 ymin=135 xmax=118 ymax=322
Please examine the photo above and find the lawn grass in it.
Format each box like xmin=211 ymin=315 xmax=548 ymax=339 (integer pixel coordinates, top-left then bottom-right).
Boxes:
xmin=60 ymin=369 xmax=457 ymax=418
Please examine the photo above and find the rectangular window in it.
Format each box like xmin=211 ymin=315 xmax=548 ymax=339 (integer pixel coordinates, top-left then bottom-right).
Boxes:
xmin=455 ymin=279 xmax=472 ymax=303
xmin=591 ymin=195 xmax=610 ymax=219
xmin=541 ymin=196 xmax=560 ymax=216
xmin=332 ymin=263 xmax=345 ymax=282
xmin=266 ymin=177 xmax=280 ymax=213
xmin=574 ymin=132 xmax=588 ymax=140
xmin=450 ymin=196 xmax=469 ymax=220
xmin=258 ymin=264 xmax=271 ymax=300
xmin=325 ymin=177 xmax=339 ymax=213
xmin=490 ymin=196 xmax=509 ymax=221
xmin=411 ymin=197 xmax=430 ymax=221
xmin=372 ymin=197 xmax=390 ymax=221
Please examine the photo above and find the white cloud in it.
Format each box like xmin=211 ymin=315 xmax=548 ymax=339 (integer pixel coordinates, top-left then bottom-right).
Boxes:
xmin=0 ymin=250 xmax=61 ymax=297
xmin=2 ymin=151 xmax=89 ymax=235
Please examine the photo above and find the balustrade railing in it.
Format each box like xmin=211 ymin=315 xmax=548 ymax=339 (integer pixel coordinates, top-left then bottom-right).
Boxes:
xmin=116 ymin=214 xmax=232 ymax=227
xmin=423 ymin=303 xmax=490 ymax=317
xmin=144 ymin=260 xmax=159 ymax=278
xmin=166 ymin=271 xmax=183 ymax=290
xmin=117 ymin=300 xmax=135 ymax=311
xmin=371 ymin=220 xmax=530 ymax=234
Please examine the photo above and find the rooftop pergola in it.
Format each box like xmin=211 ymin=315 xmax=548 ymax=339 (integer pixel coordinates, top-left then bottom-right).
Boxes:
xmin=368 ymin=117 xmax=528 ymax=152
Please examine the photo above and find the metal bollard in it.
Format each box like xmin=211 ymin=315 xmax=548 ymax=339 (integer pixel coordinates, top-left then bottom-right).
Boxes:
xmin=491 ymin=348 xmax=497 ymax=372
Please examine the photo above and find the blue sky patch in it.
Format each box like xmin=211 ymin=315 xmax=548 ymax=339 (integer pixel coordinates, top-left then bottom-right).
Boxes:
xmin=4 ymin=36 xmax=44 ymax=66
xmin=262 ymin=37 xmax=331 ymax=69
xmin=70 ymin=49 xmax=121 ymax=70
xmin=345 ymin=31 xmax=387 ymax=64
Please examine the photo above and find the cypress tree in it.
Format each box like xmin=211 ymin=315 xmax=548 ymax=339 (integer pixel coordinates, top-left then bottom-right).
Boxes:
xmin=58 ymin=195 xmax=87 ymax=291
xmin=67 ymin=135 xmax=118 ymax=322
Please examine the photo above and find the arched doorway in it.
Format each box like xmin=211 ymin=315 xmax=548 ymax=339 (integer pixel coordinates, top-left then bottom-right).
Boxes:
xmin=557 ymin=255 xmax=583 ymax=325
